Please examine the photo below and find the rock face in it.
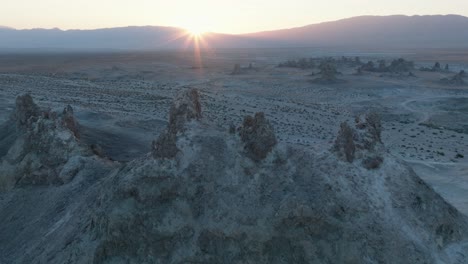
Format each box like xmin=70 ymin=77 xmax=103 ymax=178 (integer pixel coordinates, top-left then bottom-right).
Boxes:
xmin=87 ymin=105 xmax=468 ymax=264
xmin=0 ymin=94 xmax=90 ymax=190
xmin=62 ymin=105 xmax=80 ymax=138
xmin=167 ymin=88 xmax=202 ymax=131
xmin=238 ymin=112 xmax=277 ymax=161
xmin=334 ymin=112 xmax=384 ymax=169
xmin=12 ymin=93 xmax=40 ymax=129
xmin=333 ymin=122 xmax=356 ymax=162
xmin=1 ymin=93 xmax=468 ymax=264
xmin=152 ymin=88 xmax=202 ymax=159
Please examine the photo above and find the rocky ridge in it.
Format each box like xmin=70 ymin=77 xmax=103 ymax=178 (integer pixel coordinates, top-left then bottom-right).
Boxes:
xmin=0 ymin=90 xmax=467 ymax=263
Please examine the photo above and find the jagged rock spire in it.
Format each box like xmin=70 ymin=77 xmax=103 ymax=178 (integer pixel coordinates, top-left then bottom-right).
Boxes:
xmin=152 ymin=88 xmax=202 ymax=159
xmin=12 ymin=93 xmax=40 ymax=129
xmin=239 ymin=112 xmax=277 ymax=161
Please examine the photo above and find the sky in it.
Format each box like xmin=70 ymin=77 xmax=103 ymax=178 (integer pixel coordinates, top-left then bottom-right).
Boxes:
xmin=2 ymin=0 xmax=468 ymax=34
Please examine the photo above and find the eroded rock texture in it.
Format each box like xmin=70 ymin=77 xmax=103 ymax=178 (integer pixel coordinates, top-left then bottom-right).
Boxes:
xmin=62 ymin=105 xmax=80 ymax=138
xmin=152 ymin=88 xmax=202 ymax=159
xmin=334 ymin=112 xmax=385 ymax=169
xmin=12 ymin=93 xmax=40 ymax=129
xmin=0 ymin=94 xmax=92 ymax=190
xmin=239 ymin=112 xmax=277 ymax=161
xmin=0 ymin=93 xmax=467 ymax=264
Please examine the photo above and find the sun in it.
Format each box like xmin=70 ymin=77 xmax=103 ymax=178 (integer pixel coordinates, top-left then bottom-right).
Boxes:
xmin=186 ymin=27 xmax=206 ymax=37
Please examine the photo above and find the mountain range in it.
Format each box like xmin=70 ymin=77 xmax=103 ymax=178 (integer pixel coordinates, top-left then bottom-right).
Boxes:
xmin=1 ymin=15 xmax=468 ymax=51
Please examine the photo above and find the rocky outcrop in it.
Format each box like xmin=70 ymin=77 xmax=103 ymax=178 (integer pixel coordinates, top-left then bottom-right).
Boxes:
xmin=1 ymin=93 xmax=468 ymax=264
xmin=441 ymin=70 xmax=466 ymax=86
xmin=152 ymin=88 xmax=202 ymax=159
xmin=167 ymin=88 xmax=202 ymax=131
xmin=62 ymin=105 xmax=80 ymax=138
xmin=84 ymin=96 xmax=468 ymax=264
xmin=333 ymin=122 xmax=356 ymax=162
xmin=360 ymin=58 xmax=414 ymax=73
xmin=238 ymin=112 xmax=277 ymax=161
xmin=0 ymin=94 xmax=91 ymax=190
xmin=313 ymin=62 xmax=341 ymax=83
xmin=231 ymin=63 xmax=242 ymax=74
xmin=420 ymin=62 xmax=447 ymax=72
xmin=12 ymin=93 xmax=40 ymax=129
xmin=86 ymin=105 xmax=468 ymax=264
xmin=278 ymin=58 xmax=316 ymax=69
xmin=387 ymin=58 xmax=414 ymax=72
xmin=333 ymin=112 xmax=385 ymax=169
xmin=231 ymin=63 xmax=256 ymax=75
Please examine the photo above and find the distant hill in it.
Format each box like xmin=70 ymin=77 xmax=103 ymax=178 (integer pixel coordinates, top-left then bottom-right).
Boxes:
xmin=1 ymin=15 xmax=468 ymax=51
xmin=245 ymin=15 xmax=468 ymax=49
xmin=0 ymin=25 xmax=269 ymax=51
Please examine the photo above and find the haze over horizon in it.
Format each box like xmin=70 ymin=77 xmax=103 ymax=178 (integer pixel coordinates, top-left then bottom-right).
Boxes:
xmin=3 ymin=0 xmax=468 ymax=34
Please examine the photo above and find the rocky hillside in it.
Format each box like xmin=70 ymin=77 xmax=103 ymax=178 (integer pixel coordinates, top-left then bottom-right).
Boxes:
xmin=0 ymin=90 xmax=467 ymax=263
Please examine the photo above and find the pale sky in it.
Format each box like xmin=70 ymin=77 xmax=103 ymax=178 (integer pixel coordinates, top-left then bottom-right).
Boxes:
xmin=2 ymin=0 xmax=468 ymax=34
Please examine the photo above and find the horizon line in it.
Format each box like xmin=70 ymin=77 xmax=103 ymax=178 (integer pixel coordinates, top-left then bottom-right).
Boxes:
xmin=1 ymin=13 xmax=465 ymax=35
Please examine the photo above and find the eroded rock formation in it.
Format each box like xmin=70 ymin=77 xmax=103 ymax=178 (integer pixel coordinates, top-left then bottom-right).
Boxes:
xmin=440 ymin=70 xmax=466 ymax=86
xmin=238 ymin=112 xmax=277 ymax=161
xmin=0 ymin=93 xmax=467 ymax=264
xmin=334 ymin=112 xmax=384 ymax=169
xmin=0 ymin=94 xmax=94 ymax=190
xmin=12 ymin=93 xmax=40 ymax=129
xmin=62 ymin=105 xmax=80 ymax=138
xmin=152 ymin=88 xmax=202 ymax=159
